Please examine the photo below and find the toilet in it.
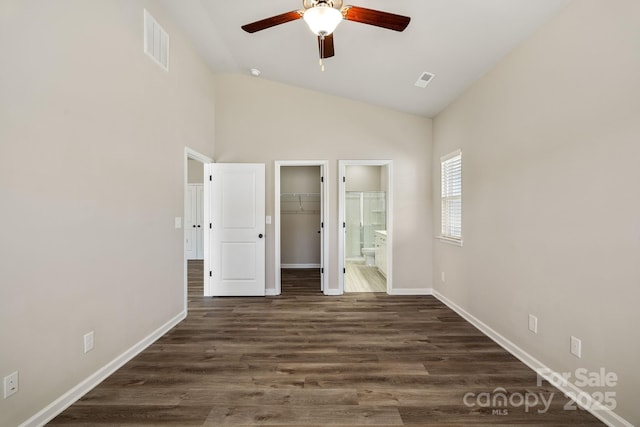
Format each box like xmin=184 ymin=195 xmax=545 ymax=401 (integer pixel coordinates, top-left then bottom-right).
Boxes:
xmin=362 ymin=247 xmax=375 ymax=266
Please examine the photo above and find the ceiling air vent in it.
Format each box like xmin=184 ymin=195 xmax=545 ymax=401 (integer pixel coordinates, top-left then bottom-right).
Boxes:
xmin=144 ymin=9 xmax=169 ymax=71
xmin=415 ymin=71 xmax=435 ymax=89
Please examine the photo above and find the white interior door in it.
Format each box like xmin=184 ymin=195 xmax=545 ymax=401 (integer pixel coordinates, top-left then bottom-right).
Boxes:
xmin=205 ymin=163 xmax=266 ymax=296
xmin=185 ymin=184 xmax=204 ymax=260
xmin=319 ymin=168 xmax=325 ymax=291
xmin=196 ymin=184 xmax=204 ymax=258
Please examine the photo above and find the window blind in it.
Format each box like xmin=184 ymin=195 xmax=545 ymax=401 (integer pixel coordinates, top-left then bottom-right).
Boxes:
xmin=441 ymin=151 xmax=462 ymax=240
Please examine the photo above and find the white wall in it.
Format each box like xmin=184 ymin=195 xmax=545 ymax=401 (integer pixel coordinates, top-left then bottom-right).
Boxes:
xmin=432 ymin=0 xmax=639 ymax=424
xmin=0 ymin=1 xmax=215 ymax=425
xmin=214 ymin=74 xmax=433 ymax=293
xmin=280 ymin=166 xmax=321 ymax=266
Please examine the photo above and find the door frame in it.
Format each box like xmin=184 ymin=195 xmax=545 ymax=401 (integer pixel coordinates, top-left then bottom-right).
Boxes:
xmin=184 ymin=147 xmax=212 ymax=310
xmin=338 ymin=160 xmax=393 ymax=295
xmin=274 ymin=160 xmax=329 ymax=296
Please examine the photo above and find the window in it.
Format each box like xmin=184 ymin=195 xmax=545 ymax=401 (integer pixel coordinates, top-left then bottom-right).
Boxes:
xmin=440 ymin=150 xmax=462 ymax=244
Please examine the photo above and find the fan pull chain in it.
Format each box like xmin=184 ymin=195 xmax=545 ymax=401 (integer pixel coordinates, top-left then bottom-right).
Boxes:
xmin=319 ymin=35 xmax=325 ymax=72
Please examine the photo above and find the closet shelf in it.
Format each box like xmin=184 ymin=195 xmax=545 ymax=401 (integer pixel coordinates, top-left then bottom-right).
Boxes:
xmin=281 ymin=210 xmax=320 ymax=215
xmin=280 ymin=192 xmax=321 ymax=215
xmin=280 ymin=193 xmax=320 ymax=201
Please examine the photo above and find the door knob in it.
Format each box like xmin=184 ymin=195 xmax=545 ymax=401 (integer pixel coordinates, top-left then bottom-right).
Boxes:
xmin=192 ymin=225 xmax=196 ymax=228
xmin=258 ymin=234 xmax=264 ymax=239
xmin=197 ymin=225 xmax=201 ymax=228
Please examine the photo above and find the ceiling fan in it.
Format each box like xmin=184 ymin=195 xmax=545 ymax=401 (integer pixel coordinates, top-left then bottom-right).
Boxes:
xmin=241 ymin=0 xmax=410 ymax=70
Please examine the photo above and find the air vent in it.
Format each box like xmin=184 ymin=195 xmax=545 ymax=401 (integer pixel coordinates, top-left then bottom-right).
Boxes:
xmin=414 ymin=71 xmax=435 ymax=88
xmin=144 ymin=9 xmax=169 ymax=71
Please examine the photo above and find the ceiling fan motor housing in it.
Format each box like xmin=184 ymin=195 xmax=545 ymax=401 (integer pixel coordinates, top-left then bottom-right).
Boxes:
xmin=303 ymin=0 xmax=343 ymax=10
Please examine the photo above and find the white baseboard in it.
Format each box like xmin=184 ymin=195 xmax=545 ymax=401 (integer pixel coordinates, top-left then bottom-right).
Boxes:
xmin=322 ymin=288 xmax=434 ymax=296
xmin=265 ymin=288 xmax=279 ymax=296
xmin=432 ymin=290 xmax=633 ymax=427
xmin=388 ymin=287 xmax=433 ymax=295
xmin=21 ymin=310 xmax=186 ymax=427
xmin=281 ymin=263 xmax=321 ymax=269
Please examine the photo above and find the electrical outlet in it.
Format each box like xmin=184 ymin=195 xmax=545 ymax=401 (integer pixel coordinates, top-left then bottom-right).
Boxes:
xmin=3 ymin=371 xmax=18 ymax=399
xmin=570 ymin=336 xmax=582 ymax=358
xmin=84 ymin=331 xmax=94 ymax=354
xmin=441 ymin=271 xmax=446 ymax=283
xmin=528 ymin=314 xmax=538 ymax=333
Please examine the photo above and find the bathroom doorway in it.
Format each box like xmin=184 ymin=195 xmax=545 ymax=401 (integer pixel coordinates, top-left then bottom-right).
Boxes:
xmin=339 ymin=160 xmax=393 ymax=294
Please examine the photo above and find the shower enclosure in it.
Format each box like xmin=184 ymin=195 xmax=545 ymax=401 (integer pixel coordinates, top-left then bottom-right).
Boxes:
xmin=345 ymin=191 xmax=386 ymax=260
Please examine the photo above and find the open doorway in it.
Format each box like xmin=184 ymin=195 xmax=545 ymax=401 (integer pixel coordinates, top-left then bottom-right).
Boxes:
xmin=274 ymin=161 xmax=329 ymax=296
xmin=185 ymin=159 xmax=204 ymax=261
xmin=183 ymin=148 xmax=212 ymax=309
xmin=339 ymin=160 xmax=393 ymax=294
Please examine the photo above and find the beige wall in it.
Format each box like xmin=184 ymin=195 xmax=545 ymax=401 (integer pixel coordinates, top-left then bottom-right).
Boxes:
xmin=432 ymin=0 xmax=639 ymax=424
xmin=346 ymin=165 xmax=382 ymax=191
xmin=0 ymin=1 xmax=215 ymax=425
xmin=214 ymin=74 xmax=433 ymax=292
xmin=188 ymin=158 xmax=205 ymax=183
xmin=280 ymin=166 xmax=321 ymax=266
xmin=280 ymin=166 xmax=321 ymax=194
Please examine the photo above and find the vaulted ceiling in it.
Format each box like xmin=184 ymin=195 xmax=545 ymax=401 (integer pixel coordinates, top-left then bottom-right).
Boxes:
xmin=159 ymin=0 xmax=569 ymax=117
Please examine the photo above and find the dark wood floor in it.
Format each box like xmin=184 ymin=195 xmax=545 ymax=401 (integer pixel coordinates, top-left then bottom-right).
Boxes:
xmin=49 ymin=262 xmax=603 ymax=426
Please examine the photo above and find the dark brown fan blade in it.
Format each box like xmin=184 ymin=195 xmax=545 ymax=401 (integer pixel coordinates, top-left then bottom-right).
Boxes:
xmin=343 ymin=6 xmax=410 ymax=32
xmin=241 ymin=10 xmax=302 ymax=33
xmin=318 ymin=34 xmax=335 ymax=59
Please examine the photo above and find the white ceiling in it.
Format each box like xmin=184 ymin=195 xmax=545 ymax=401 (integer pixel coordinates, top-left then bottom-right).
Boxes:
xmin=159 ymin=0 xmax=569 ymax=118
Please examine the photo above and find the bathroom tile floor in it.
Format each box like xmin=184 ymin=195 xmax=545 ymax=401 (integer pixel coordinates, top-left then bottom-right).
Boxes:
xmin=345 ymin=260 xmax=387 ymax=292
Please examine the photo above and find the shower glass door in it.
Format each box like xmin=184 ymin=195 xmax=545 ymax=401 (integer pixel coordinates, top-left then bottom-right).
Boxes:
xmin=345 ymin=191 xmax=386 ymax=259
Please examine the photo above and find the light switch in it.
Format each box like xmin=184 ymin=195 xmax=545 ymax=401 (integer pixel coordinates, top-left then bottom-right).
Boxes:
xmin=265 ymin=216 xmax=272 ymax=225
xmin=174 ymin=217 xmax=182 ymax=229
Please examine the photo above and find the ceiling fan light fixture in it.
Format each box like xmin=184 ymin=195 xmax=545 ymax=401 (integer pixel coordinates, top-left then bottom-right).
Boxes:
xmin=303 ymin=5 xmax=343 ymax=36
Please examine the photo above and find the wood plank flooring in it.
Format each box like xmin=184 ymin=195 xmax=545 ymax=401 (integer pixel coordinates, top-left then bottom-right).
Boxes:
xmin=48 ymin=261 xmax=603 ymax=426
